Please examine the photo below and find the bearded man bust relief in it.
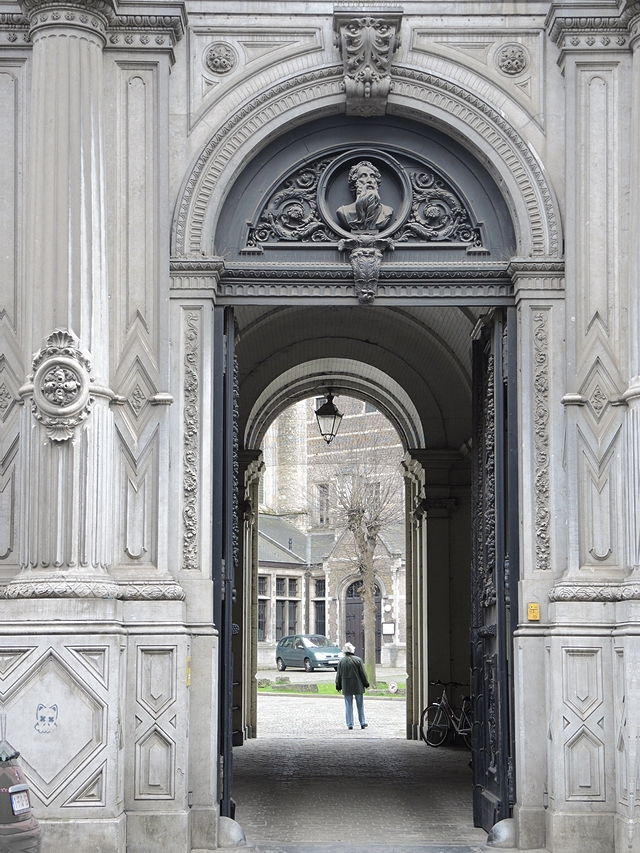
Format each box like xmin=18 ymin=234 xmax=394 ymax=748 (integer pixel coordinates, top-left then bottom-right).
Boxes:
xmin=336 ymin=160 xmax=394 ymax=233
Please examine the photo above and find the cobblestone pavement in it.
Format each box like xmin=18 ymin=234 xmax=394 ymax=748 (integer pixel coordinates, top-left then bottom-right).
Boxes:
xmin=232 ymin=693 xmax=495 ymax=853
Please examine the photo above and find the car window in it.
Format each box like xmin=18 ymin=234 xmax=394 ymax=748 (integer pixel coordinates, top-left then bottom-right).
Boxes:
xmin=280 ymin=638 xmax=292 ymax=648
xmin=295 ymin=639 xmax=304 ymax=649
xmin=306 ymin=635 xmax=332 ymax=647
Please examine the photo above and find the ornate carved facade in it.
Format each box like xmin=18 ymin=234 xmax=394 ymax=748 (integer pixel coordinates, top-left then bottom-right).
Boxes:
xmin=1 ymin=0 xmax=639 ymax=851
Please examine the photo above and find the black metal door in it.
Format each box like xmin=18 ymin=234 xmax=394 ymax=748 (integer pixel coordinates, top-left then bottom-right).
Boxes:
xmin=213 ymin=306 xmax=237 ymax=817
xmin=470 ymin=307 xmax=519 ymax=831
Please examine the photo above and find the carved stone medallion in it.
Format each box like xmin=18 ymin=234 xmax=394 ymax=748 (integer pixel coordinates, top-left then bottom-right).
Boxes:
xmin=29 ymin=330 xmax=93 ymax=442
xmin=495 ymin=43 xmax=529 ymax=76
xmin=204 ymin=42 xmax=237 ymax=75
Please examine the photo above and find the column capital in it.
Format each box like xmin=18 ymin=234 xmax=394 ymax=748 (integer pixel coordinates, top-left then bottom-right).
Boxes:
xmin=545 ymin=5 xmax=633 ymax=62
xmin=507 ymin=257 xmax=565 ymax=301
xmin=18 ymin=0 xmax=116 ymax=39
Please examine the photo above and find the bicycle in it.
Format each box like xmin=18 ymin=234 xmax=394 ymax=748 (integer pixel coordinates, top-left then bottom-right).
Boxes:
xmin=420 ymin=680 xmax=472 ymax=748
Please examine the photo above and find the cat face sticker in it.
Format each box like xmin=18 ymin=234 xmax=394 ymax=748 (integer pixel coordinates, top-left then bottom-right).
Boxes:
xmin=35 ymin=704 xmax=58 ymax=734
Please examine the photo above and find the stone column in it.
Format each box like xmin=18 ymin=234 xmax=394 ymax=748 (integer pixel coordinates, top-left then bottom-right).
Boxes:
xmin=7 ymin=0 xmax=117 ymax=597
xmin=401 ymin=453 xmax=425 ymax=740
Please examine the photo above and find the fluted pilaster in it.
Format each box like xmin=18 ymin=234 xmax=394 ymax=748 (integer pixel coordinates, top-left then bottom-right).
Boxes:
xmin=7 ymin=0 xmax=116 ymax=597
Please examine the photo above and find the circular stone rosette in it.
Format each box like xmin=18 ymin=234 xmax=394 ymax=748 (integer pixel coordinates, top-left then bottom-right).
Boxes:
xmin=204 ymin=42 xmax=238 ymax=75
xmin=31 ymin=355 xmax=92 ymax=441
xmin=33 ymin=356 xmax=90 ymax=418
xmin=495 ymin=43 xmax=529 ymax=76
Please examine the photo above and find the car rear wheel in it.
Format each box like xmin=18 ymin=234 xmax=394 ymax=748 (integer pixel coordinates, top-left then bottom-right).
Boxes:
xmin=304 ymin=658 xmax=314 ymax=672
xmin=276 ymin=657 xmax=286 ymax=671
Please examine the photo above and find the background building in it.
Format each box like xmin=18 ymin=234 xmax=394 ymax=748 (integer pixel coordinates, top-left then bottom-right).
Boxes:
xmin=257 ymin=397 xmax=406 ymax=668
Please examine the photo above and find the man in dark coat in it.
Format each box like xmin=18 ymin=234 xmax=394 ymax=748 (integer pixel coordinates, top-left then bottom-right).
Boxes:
xmin=335 ymin=643 xmax=370 ymax=729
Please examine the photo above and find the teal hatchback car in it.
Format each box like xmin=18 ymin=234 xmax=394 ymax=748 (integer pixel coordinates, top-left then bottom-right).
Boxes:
xmin=275 ymin=634 xmax=342 ymax=672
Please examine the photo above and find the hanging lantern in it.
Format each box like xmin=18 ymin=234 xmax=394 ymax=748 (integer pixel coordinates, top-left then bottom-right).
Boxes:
xmin=314 ymin=392 xmax=343 ymax=444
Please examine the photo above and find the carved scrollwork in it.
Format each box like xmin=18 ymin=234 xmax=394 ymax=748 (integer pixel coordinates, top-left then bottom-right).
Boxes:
xmin=549 ymin=583 xmax=640 ymax=602
xmin=27 ymin=330 xmax=93 ymax=442
xmin=245 ymin=159 xmax=339 ymax=249
xmin=532 ymin=310 xmax=551 ymax=570
xmin=0 ymin=578 xmax=185 ymax=600
xmin=183 ymin=311 xmax=199 ymax=570
xmin=483 ymin=354 xmax=497 ymax=607
xmin=394 ymin=170 xmax=483 ymax=247
xmin=245 ymin=155 xmax=484 ymax=252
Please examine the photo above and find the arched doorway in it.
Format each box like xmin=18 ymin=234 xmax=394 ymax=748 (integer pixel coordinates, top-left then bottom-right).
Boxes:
xmin=345 ymin=581 xmax=382 ymax=663
xmin=176 ymin=98 xmax=552 ymax=829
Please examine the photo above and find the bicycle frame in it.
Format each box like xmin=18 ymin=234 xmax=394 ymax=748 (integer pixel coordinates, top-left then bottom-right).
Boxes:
xmin=420 ymin=681 xmax=472 ymax=748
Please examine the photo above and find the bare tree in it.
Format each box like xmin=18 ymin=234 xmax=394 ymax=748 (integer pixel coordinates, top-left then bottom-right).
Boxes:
xmin=310 ymin=413 xmax=404 ymax=686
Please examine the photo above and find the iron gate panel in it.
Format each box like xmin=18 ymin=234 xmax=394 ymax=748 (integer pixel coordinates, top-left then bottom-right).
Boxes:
xmin=471 ymin=308 xmax=519 ymax=832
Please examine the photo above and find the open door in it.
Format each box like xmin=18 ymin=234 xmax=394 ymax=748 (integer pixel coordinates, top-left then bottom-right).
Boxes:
xmin=471 ymin=307 xmax=519 ymax=831
xmin=213 ymin=306 xmax=237 ymax=817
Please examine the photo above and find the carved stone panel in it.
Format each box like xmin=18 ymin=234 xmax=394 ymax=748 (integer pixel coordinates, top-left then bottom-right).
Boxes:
xmin=115 ymin=426 xmax=159 ymax=569
xmin=565 ymin=727 xmax=605 ymax=801
xmin=562 ymin=648 xmax=603 ymax=720
xmin=1 ymin=648 xmax=107 ymax=806
xmin=137 ymin=648 xmax=175 ymax=718
xmin=530 ymin=308 xmax=551 ymax=571
xmin=560 ymin=646 xmax=607 ymax=802
xmin=128 ymin=641 xmax=186 ymax=808
xmin=578 ymin=428 xmax=622 ymax=568
xmin=114 ymin=64 xmax=161 ymax=369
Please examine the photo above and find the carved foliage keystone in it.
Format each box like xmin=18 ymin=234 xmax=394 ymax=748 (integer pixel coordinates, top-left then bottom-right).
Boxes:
xmin=333 ymin=11 xmax=402 ymax=117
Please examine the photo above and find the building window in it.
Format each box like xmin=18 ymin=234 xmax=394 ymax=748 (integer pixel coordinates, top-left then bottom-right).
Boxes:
xmin=314 ymin=396 xmax=326 ymax=411
xmin=288 ymin=601 xmax=297 ymax=635
xmin=276 ymin=577 xmax=286 ymax=597
xmin=315 ymin=600 xmax=326 ymax=636
xmin=315 ymin=578 xmax=325 ymax=598
xmin=366 ymin=481 xmax=381 ymax=514
xmin=364 ymin=401 xmax=377 ymax=413
xmin=316 ymin=483 xmax=330 ymax=525
xmin=276 ymin=600 xmax=285 ymax=640
xmin=288 ymin=578 xmax=297 ymax=597
xmin=258 ymin=600 xmax=267 ymax=641
xmin=258 ymin=575 xmax=268 ymax=596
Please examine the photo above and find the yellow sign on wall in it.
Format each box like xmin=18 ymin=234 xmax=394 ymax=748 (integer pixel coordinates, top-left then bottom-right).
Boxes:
xmin=527 ymin=602 xmax=541 ymax=621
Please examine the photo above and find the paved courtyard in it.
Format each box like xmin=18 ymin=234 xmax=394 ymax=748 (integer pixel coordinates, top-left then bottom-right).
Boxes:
xmin=232 ymin=690 xmax=495 ymax=853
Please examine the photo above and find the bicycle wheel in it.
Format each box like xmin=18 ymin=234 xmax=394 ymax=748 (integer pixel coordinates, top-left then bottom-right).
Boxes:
xmin=458 ymin=708 xmax=472 ymax=749
xmin=421 ymin=704 xmax=448 ymax=746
